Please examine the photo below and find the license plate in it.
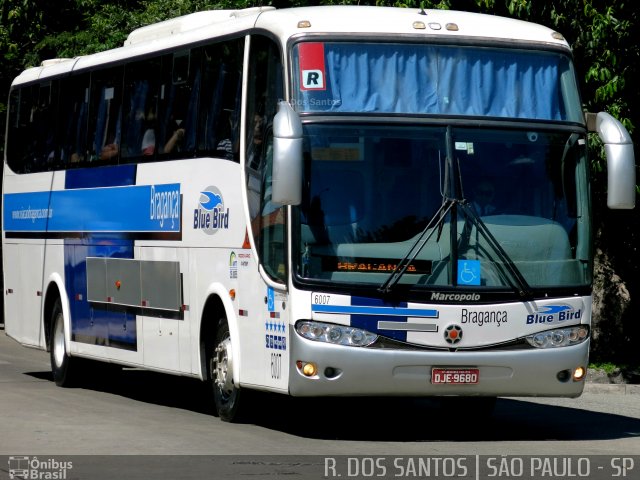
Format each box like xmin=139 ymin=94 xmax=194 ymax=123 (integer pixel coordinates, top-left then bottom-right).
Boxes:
xmin=431 ymin=368 xmax=479 ymax=385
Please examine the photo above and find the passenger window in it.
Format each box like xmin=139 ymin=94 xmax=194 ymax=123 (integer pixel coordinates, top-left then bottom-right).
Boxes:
xmin=157 ymin=50 xmax=200 ymax=157
xmin=59 ymin=74 xmax=90 ymax=166
xmin=197 ymin=39 xmax=243 ymax=160
xmin=88 ymin=67 xmax=124 ymax=163
xmin=121 ymin=59 xmax=162 ymax=161
xmin=7 ymin=83 xmax=59 ymax=173
xmin=7 ymin=86 xmax=35 ymax=173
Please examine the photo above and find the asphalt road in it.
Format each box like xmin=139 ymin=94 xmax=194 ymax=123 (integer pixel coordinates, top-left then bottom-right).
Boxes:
xmin=1 ymin=330 xmax=640 ymax=478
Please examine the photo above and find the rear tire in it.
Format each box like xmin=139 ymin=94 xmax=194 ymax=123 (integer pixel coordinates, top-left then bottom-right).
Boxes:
xmin=49 ymin=298 xmax=79 ymax=387
xmin=209 ymin=317 xmax=244 ymax=422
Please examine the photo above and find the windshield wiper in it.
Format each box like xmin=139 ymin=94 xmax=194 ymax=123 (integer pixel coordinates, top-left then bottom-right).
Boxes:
xmin=457 ymin=201 xmax=534 ymax=300
xmin=378 ymin=199 xmax=455 ymax=293
xmin=378 ymin=198 xmax=534 ymax=298
xmin=379 ymin=124 xmax=533 ymax=298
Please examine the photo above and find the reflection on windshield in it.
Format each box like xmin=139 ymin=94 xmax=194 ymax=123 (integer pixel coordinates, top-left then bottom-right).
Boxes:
xmin=295 ymin=124 xmax=590 ymax=291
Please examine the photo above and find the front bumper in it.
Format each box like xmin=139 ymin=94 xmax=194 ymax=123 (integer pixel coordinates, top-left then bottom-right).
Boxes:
xmin=289 ymin=333 xmax=589 ymax=397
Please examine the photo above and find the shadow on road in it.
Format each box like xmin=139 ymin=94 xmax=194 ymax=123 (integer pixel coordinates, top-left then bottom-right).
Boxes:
xmin=25 ymin=367 xmax=640 ymax=443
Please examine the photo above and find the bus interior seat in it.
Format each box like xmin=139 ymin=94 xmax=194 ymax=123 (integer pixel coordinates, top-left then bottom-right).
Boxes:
xmin=305 ymin=168 xmax=365 ymax=245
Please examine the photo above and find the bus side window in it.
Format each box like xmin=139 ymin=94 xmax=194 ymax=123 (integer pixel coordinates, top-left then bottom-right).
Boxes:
xmin=88 ymin=66 xmax=123 ymax=163
xmin=157 ymin=49 xmax=199 ymax=157
xmin=35 ymin=82 xmax=59 ymax=170
xmin=197 ymin=39 xmax=243 ymax=160
xmin=7 ymin=83 xmax=59 ymax=173
xmin=7 ymin=86 xmax=34 ymax=173
xmin=121 ymin=58 xmax=161 ymax=161
xmin=59 ymin=74 xmax=90 ymax=166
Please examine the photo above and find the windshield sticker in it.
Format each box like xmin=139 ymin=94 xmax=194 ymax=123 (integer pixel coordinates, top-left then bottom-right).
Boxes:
xmin=455 ymin=142 xmax=474 ymax=154
xmin=299 ymin=43 xmax=326 ymax=91
xmin=457 ymin=260 xmax=481 ymax=286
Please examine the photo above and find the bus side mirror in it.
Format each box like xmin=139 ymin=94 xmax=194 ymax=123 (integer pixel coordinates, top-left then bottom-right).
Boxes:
xmin=272 ymin=101 xmax=303 ymax=205
xmin=588 ymin=111 xmax=636 ymax=209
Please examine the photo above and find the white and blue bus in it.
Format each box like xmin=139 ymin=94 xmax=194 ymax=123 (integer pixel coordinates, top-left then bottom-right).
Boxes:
xmin=2 ymin=6 xmax=635 ymax=421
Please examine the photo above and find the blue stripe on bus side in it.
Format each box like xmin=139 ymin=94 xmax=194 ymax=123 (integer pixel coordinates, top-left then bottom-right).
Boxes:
xmin=350 ymin=296 xmax=410 ymax=342
xmin=64 ymin=165 xmax=138 ymax=351
xmin=311 ymin=304 xmax=438 ymax=317
xmin=3 ymin=184 xmax=180 ymax=233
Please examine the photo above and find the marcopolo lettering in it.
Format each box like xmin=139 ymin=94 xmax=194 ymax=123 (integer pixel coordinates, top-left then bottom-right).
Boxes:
xmin=431 ymin=292 xmax=481 ymax=302
xmin=461 ymin=308 xmax=508 ymax=327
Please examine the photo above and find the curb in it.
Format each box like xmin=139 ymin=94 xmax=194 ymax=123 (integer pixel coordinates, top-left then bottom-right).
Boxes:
xmin=583 ymin=383 xmax=640 ymax=395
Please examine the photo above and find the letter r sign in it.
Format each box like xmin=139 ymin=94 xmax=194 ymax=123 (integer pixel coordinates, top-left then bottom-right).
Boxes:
xmin=298 ymin=43 xmax=327 ymax=91
xmin=302 ymin=70 xmax=324 ymax=89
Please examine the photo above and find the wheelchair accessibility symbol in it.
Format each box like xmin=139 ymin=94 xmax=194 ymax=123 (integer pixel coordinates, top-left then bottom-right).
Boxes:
xmin=457 ymin=260 xmax=481 ymax=286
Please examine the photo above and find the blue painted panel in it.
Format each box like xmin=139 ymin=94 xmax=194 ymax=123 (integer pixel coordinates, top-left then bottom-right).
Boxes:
xmin=64 ymin=166 xmax=138 ymax=350
xmin=349 ymin=296 xmax=409 ymax=342
xmin=4 ymin=183 xmax=180 ymax=233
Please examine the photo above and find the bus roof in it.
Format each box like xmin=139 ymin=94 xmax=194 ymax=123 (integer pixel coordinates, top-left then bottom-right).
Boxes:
xmin=11 ymin=6 xmax=570 ymax=86
xmin=257 ymin=6 xmax=569 ymax=48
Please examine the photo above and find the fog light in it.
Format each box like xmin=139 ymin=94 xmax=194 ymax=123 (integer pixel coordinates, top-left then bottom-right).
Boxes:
xmin=303 ymin=363 xmax=317 ymax=376
xmin=557 ymin=369 xmax=571 ymax=382
xmin=297 ymin=361 xmax=318 ymax=377
xmin=573 ymin=366 xmax=586 ymax=381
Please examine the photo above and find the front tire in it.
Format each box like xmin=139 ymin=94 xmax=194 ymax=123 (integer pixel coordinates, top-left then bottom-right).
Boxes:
xmin=209 ymin=317 xmax=243 ymax=422
xmin=49 ymin=298 xmax=79 ymax=387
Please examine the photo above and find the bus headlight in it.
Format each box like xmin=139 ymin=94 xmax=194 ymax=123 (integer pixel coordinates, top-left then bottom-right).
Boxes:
xmin=525 ymin=325 xmax=589 ymax=348
xmin=296 ymin=321 xmax=378 ymax=347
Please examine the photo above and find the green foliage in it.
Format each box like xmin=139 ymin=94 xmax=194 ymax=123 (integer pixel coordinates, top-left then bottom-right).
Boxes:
xmin=589 ymin=362 xmax=620 ymax=375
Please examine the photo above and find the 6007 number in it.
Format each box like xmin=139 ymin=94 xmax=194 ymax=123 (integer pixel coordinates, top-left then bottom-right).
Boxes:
xmin=271 ymin=353 xmax=282 ymax=380
xmin=312 ymin=293 xmax=331 ymax=305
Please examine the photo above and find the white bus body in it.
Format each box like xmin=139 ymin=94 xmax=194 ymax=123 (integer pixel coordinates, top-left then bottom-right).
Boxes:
xmin=2 ymin=6 xmax=635 ymax=421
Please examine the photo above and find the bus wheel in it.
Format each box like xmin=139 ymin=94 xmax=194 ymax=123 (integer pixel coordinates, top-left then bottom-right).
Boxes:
xmin=210 ymin=318 xmax=242 ymax=422
xmin=50 ymin=298 xmax=79 ymax=387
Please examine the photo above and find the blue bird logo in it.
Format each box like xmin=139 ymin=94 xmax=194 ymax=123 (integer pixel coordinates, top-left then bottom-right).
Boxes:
xmin=537 ymin=305 xmax=572 ymax=315
xmin=199 ymin=191 xmax=223 ymax=211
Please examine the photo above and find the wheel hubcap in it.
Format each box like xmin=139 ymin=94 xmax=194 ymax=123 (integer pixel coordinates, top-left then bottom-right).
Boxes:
xmin=53 ymin=314 xmax=65 ymax=368
xmin=213 ymin=337 xmax=234 ymax=395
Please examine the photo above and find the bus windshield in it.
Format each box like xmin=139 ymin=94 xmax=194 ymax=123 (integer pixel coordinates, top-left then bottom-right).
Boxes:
xmin=292 ymin=42 xmax=583 ymax=122
xmin=293 ymin=124 xmax=591 ymax=292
